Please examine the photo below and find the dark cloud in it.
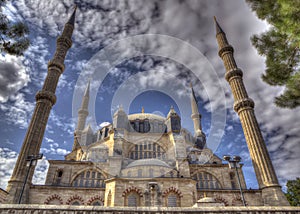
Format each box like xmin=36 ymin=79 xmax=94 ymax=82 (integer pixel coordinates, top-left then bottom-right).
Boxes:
xmin=1 ymin=0 xmax=298 ymax=188
xmin=0 ymin=55 xmax=29 ymax=103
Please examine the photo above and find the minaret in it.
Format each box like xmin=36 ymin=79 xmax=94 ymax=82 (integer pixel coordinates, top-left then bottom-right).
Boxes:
xmin=190 ymin=83 xmax=206 ymax=149
xmin=6 ymin=7 xmax=77 ymax=204
xmin=214 ymin=17 xmax=289 ymax=205
xmin=73 ymin=80 xmax=90 ymax=150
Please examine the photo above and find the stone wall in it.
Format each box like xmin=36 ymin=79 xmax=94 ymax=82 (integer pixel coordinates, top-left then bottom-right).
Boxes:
xmin=0 ymin=189 xmax=8 ymax=204
xmin=0 ymin=204 xmax=299 ymax=214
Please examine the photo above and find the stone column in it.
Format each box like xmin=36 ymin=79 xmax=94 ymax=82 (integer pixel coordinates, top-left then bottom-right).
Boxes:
xmin=214 ymin=17 xmax=289 ymax=206
xmin=6 ymin=7 xmax=77 ymax=204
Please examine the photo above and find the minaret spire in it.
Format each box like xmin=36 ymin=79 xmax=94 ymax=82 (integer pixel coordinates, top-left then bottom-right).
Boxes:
xmin=213 ymin=16 xmax=224 ymax=35
xmin=67 ymin=5 xmax=77 ymax=26
xmin=73 ymin=80 xmax=90 ymax=150
xmin=6 ymin=7 xmax=77 ymax=204
xmin=214 ymin=17 xmax=289 ymax=205
xmin=77 ymin=80 xmax=90 ymax=131
xmin=190 ymin=83 xmax=206 ymax=149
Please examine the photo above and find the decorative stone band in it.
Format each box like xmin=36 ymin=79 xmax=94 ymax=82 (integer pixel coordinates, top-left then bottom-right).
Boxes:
xmin=78 ymin=109 xmax=89 ymax=115
xmin=218 ymin=45 xmax=234 ymax=57
xmin=122 ymin=186 xmax=143 ymax=197
xmin=35 ymin=90 xmax=57 ymax=105
xmin=162 ymin=187 xmax=183 ymax=198
xmin=57 ymin=36 xmax=72 ymax=49
xmin=233 ymin=98 xmax=255 ymax=113
xmin=48 ymin=59 xmax=65 ymax=74
xmin=225 ymin=68 xmax=243 ymax=82
xmin=191 ymin=113 xmax=201 ymax=120
xmin=44 ymin=194 xmax=63 ymax=205
xmin=86 ymin=195 xmax=104 ymax=205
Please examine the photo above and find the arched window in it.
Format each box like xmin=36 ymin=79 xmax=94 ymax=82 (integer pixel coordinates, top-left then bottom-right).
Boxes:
xmin=138 ymin=169 xmax=142 ymax=177
xmin=107 ymin=191 xmax=112 ymax=207
xmin=163 ymin=187 xmax=182 ymax=207
xmin=128 ymin=193 xmax=138 ymax=206
xmin=54 ymin=170 xmax=63 ymax=185
xmin=193 ymin=172 xmax=221 ymax=190
xmin=167 ymin=193 xmax=178 ymax=207
xmin=129 ymin=142 xmax=166 ymax=160
xmin=92 ymin=201 xmax=103 ymax=206
xmin=72 ymin=170 xmax=105 ymax=188
xmin=130 ymin=119 xmax=151 ymax=133
xmin=71 ymin=201 xmax=81 ymax=206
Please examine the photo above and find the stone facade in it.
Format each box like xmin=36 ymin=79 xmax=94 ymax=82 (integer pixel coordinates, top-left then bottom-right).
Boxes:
xmin=4 ymin=9 xmax=290 ymax=209
xmin=23 ymin=102 xmax=263 ymax=207
xmin=0 ymin=189 xmax=8 ymax=204
xmin=0 ymin=204 xmax=299 ymax=214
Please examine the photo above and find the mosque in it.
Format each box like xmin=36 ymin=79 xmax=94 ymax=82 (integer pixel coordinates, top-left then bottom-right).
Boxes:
xmin=2 ymin=6 xmax=290 ymax=208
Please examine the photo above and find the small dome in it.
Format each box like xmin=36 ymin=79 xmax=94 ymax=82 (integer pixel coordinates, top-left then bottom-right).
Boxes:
xmin=126 ymin=159 xmax=170 ymax=168
xmin=198 ymin=197 xmax=216 ymax=203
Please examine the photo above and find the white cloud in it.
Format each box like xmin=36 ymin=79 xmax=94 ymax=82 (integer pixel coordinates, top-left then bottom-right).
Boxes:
xmin=32 ymin=156 xmax=49 ymax=185
xmin=1 ymin=0 xmax=298 ymax=190
xmin=41 ymin=142 xmax=70 ymax=157
xmin=0 ymin=93 xmax=35 ymax=129
xmin=0 ymin=147 xmax=49 ymax=188
xmin=0 ymin=148 xmax=18 ymax=189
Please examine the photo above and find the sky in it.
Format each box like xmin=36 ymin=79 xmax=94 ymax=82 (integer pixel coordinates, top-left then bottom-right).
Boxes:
xmin=0 ymin=0 xmax=299 ymax=192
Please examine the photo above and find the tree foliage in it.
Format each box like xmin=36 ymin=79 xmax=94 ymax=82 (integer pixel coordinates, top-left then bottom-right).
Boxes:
xmin=285 ymin=178 xmax=300 ymax=206
xmin=246 ymin=0 xmax=300 ymax=108
xmin=0 ymin=0 xmax=29 ymax=56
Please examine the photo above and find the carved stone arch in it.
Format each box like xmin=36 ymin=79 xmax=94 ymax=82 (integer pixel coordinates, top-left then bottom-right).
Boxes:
xmin=192 ymin=170 xmax=223 ymax=189
xmin=162 ymin=187 xmax=183 ymax=198
xmin=122 ymin=186 xmax=143 ymax=207
xmin=66 ymin=195 xmax=84 ymax=205
xmin=162 ymin=187 xmax=182 ymax=207
xmin=44 ymin=194 xmax=63 ymax=205
xmin=192 ymin=170 xmax=222 ymax=184
xmin=232 ymin=195 xmax=245 ymax=206
xmin=87 ymin=195 xmax=104 ymax=206
xmin=70 ymin=167 xmax=107 ymax=182
xmin=70 ymin=168 xmax=107 ymax=188
xmin=214 ymin=195 xmax=229 ymax=206
xmin=122 ymin=186 xmax=143 ymax=197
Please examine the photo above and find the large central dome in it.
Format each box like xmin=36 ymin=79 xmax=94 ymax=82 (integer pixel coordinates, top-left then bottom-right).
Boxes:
xmin=128 ymin=113 xmax=165 ymax=121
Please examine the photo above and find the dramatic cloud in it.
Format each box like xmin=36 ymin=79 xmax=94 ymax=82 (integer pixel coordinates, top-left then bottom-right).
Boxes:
xmin=0 ymin=0 xmax=298 ymax=190
xmin=32 ymin=156 xmax=49 ymax=185
xmin=0 ymin=55 xmax=29 ymax=103
xmin=0 ymin=93 xmax=35 ymax=129
xmin=0 ymin=148 xmax=18 ymax=189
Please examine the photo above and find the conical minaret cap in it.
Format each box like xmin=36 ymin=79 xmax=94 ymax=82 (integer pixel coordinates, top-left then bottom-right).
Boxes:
xmin=213 ymin=16 xmax=225 ymax=35
xmin=67 ymin=5 xmax=77 ymax=26
xmin=84 ymin=79 xmax=90 ymax=97
xmin=190 ymin=83 xmax=198 ymax=103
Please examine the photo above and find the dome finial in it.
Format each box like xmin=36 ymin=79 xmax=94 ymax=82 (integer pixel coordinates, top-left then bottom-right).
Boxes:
xmin=141 ymin=106 xmax=145 ymax=113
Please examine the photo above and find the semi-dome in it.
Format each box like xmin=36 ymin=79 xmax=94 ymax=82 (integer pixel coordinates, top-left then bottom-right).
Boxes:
xmin=126 ymin=158 xmax=171 ymax=168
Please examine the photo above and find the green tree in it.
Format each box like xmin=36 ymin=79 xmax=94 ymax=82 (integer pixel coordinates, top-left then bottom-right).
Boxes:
xmin=285 ymin=178 xmax=300 ymax=206
xmin=0 ymin=0 xmax=29 ymax=56
xmin=246 ymin=0 xmax=300 ymax=108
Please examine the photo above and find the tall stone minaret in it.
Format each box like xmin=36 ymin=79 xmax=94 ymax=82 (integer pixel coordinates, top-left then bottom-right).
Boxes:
xmin=190 ymin=84 xmax=206 ymax=149
xmin=73 ymin=80 xmax=90 ymax=150
xmin=6 ymin=7 xmax=77 ymax=204
xmin=214 ymin=17 xmax=289 ymax=206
